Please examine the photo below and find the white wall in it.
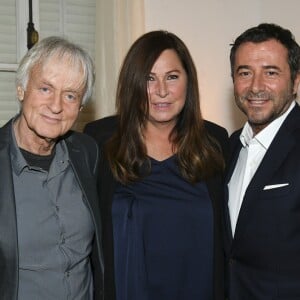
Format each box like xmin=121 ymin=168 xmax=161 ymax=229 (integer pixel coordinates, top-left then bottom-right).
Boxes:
xmin=144 ymin=0 xmax=300 ymax=133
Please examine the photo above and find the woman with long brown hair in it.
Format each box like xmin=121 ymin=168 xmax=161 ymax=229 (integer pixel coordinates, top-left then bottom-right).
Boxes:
xmin=85 ymin=30 xmax=228 ymax=300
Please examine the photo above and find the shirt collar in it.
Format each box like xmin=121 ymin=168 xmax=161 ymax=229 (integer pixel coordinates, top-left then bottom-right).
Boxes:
xmin=240 ymin=101 xmax=296 ymax=149
xmin=48 ymin=140 xmax=70 ymax=180
xmin=10 ymin=118 xmax=28 ymax=175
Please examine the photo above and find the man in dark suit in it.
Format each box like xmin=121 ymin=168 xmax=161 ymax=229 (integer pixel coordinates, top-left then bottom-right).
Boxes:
xmin=225 ymin=23 xmax=300 ymax=299
xmin=0 ymin=36 xmax=103 ymax=299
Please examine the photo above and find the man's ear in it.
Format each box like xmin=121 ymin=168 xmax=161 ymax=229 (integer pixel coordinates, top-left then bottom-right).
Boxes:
xmin=293 ymin=72 xmax=300 ymax=96
xmin=17 ymin=86 xmax=25 ymax=101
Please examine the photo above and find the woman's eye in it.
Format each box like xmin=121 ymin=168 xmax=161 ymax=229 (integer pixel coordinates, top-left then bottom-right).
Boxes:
xmin=146 ymin=75 xmax=155 ymax=81
xmin=168 ymin=74 xmax=179 ymax=80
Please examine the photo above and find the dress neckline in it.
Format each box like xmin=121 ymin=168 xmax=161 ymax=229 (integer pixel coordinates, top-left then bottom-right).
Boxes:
xmin=148 ymin=154 xmax=175 ymax=164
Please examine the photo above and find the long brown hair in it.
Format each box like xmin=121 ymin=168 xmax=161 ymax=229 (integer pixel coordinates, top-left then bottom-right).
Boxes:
xmin=106 ymin=30 xmax=224 ymax=184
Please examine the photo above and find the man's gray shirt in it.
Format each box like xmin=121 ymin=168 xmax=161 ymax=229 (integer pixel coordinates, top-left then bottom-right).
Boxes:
xmin=11 ymin=127 xmax=95 ymax=300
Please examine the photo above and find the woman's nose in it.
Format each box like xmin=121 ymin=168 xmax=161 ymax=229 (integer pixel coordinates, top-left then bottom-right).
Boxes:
xmin=156 ymin=80 xmax=169 ymax=98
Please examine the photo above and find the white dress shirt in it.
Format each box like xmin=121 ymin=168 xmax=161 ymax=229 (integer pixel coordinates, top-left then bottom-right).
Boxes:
xmin=228 ymin=101 xmax=295 ymax=236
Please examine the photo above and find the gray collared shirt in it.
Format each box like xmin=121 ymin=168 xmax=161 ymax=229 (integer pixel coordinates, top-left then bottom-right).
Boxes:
xmin=10 ymin=126 xmax=95 ymax=300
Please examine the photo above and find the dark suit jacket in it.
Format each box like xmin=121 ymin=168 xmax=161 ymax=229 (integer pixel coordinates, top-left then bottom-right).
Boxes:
xmin=0 ymin=120 xmax=104 ymax=300
xmin=84 ymin=115 xmax=229 ymax=300
xmin=224 ymin=104 xmax=300 ymax=300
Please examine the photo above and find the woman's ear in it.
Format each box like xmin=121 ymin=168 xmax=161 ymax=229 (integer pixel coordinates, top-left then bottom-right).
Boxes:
xmin=17 ymin=86 xmax=25 ymax=101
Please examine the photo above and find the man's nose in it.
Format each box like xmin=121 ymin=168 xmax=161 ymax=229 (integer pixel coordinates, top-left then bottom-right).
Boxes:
xmin=49 ymin=93 xmax=63 ymax=113
xmin=249 ymin=73 xmax=265 ymax=93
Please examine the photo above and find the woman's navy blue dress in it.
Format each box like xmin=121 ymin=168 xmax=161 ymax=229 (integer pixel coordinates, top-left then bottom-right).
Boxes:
xmin=112 ymin=156 xmax=213 ymax=300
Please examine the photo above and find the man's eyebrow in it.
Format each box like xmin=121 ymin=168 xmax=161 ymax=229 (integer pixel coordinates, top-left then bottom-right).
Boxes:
xmin=39 ymin=80 xmax=55 ymax=88
xmin=235 ymin=65 xmax=282 ymax=71
xmin=262 ymin=65 xmax=282 ymax=71
xmin=64 ymin=89 xmax=81 ymax=95
xmin=235 ymin=65 xmax=251 ymax=71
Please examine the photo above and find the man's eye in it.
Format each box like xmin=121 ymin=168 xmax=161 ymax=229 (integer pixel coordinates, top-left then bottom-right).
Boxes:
xmin=238 ymin=71 xmax=250 ymax=77
xmin=40 ymin=87 xmax=50 ymax=92
xmin=66 ymin=94 xmax=76 ymax=101
xmin=266 ymin=71 xmax=278 ymax=76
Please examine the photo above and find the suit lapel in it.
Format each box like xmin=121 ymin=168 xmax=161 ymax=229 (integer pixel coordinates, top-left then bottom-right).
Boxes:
xmin=0 ymin=123 xmax=18 ymax=297
xmin=225 ymin=131 xmax=243 ymax=185
xmin=66 ymin=139 xmax=102 ymax=234
xmin=66 ymin=137 xmax=103 ymax=273
xmin=224 ymin=133 xmax=243 ymax=244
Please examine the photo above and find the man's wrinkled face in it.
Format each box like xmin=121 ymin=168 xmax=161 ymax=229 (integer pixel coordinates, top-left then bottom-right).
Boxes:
xmin=17 ymin=55 xmax=85 ymax=143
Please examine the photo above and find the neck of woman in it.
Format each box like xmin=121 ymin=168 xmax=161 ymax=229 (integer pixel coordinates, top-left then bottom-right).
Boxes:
xmin=144 ymin=122 xmax=175 ymax=161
